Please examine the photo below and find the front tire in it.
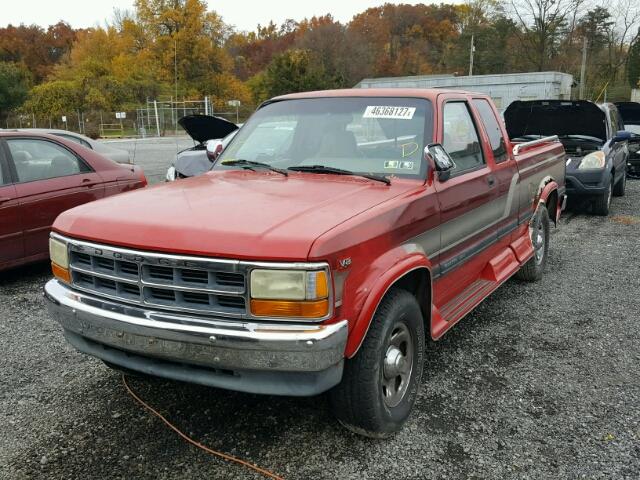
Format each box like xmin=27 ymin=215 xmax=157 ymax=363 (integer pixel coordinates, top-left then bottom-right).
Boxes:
xmin=592 ymin=174 xmax=613 ymax=216
xmin=612 ymin=171 xmax=626 ymax=197
xmin=516 ymin=204 xmax=550 ymax=282
xmin=329 ymin=288 xmax=425 ymax=438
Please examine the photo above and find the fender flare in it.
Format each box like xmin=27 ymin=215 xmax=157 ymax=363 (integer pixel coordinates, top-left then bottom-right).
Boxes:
xmin=345 ymin=247 xmax=432 ymax=358
xmin=537 ymin=179 xmax=560 ymax=223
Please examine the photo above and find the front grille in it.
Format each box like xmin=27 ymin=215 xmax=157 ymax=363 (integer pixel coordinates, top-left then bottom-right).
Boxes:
xmin=68 ymin=245 xmax=247 ymax=317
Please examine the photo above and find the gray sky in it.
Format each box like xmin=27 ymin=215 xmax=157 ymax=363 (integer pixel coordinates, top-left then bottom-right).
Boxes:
xmin=1 ymin=0 xmax=435 ymax=32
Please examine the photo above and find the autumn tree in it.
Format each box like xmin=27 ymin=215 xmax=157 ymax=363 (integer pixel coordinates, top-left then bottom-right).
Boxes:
xmin=135 ymin=0 xmax=233 ymax=98
xmin=0 ymin=22 xmax=77 ymax=82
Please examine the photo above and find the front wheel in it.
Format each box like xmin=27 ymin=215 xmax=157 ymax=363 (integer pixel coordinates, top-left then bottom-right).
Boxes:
xmin=592 ymin=174 xmax=613 ymax=216
xmin=516 ymin=204 xmax=550 ymax=282
xmin=329 ymin=288 xmax=425 ymax=438
xmin=612 ymin=171 xmax=626 ymax=197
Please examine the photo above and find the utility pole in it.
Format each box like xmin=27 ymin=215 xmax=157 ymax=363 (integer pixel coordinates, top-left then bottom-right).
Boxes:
xmin=174 ymin=39 xmax=178 ymax=103
xmin=579 ymin=37 xmax=588 ymax=99
xmin=469 ymin=34 xmax=475 ymax=76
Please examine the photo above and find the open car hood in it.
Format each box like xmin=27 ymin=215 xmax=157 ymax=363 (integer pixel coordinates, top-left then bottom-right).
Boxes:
xmin=178 ymin=115 xmax=238 ymax=144
xmin=615 ymin=102 xmax=640 ymax=126
xmin=504 ymin=100 xmax=607 ymax=141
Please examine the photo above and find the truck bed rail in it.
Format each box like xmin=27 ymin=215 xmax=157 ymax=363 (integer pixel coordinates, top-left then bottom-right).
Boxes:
xmin=512 ymin=135 xmax=559 ymax=156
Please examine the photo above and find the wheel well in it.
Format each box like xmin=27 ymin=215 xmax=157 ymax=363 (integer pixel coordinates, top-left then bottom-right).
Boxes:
xmin=545 ymin=190 xmax=558 ymax=225
xmin=389 ymin=268 xmax=431 ymax=334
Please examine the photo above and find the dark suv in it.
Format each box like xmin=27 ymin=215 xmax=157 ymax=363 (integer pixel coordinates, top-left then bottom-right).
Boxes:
xmin=505 ymin=100 xmax=631 ymax=215
xmin=615 ymin=102 xmax=640 ymax=178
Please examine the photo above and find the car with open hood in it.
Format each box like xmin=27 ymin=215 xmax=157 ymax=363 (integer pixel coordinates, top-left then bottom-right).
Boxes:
xmin=504 ymin=100 xmax=631 ymax=215
xmin=614 ymin=101 xmax=640 ymax=178
xmin=45 ymin=89 xmax=565 ymax=437
xmin=166 ymin=115 xmax=239 ymax=181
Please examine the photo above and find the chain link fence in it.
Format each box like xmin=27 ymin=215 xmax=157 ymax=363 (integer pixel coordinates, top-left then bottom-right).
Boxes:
xmin=1 ymin=98 xmax=255 ymax=139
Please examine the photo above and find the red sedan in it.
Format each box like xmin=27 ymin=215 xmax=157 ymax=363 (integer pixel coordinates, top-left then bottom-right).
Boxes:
xmin=0 ymin=131 xmax=147 ymax=271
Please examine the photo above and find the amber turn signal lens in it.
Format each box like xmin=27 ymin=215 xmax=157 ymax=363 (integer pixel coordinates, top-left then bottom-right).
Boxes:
xmin=314 ymin=271 xmax=329 ymax=299
xmin=51 ymin=262 xmax=71 ymax=283
xmin=250 ymin=299 xmax=329 ymax=318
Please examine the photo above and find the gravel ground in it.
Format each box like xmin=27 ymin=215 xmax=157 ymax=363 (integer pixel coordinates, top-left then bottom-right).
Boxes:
xmin=1 ymin=182 xmax=639 ymax=480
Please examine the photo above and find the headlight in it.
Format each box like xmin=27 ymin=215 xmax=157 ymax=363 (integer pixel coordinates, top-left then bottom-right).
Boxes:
xmin=578 ymin=151 xmax=605 ymax=169
xmin=249 ymin=269 xmax=330 ymax=318
xmin=49 ymin=237 xmax=71 ymax=283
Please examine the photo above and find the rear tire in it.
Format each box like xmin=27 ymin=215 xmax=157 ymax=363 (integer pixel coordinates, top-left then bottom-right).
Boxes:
xmin=329 ymin=288 xmax=425 ymax=438
xmin=516 ymin=204 xmax=549 ymax=282
xmin=592 ymin=174 xmax=613 ymax=216
xmin=612 ymin=171 xmax=626 ymax=197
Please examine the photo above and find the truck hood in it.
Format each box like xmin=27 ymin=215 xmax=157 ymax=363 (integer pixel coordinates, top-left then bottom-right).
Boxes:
xmin=504 ymin=100 xmax=607 ymax=141
xmin=53 ymin=170 xmax=418 ymax=260
xmin=178 ymin=115 xmax=238 ymax=144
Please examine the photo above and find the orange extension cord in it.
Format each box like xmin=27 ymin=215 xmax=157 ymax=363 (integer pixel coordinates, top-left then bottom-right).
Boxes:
xmin=122 ymin=375 xmax=284 ymax=480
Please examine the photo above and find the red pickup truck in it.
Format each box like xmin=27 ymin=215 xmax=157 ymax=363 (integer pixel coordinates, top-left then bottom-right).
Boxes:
xmin=45 ymin=89 xmax=565 ymax=437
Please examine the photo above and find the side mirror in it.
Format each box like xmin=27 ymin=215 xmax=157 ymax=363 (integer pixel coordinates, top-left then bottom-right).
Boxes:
xmin=425 ymin=144 xmax=455 ymax=181
xmin=610 ymin=130 xmax=632 ymax=146
xmin=206 ymin=139 xmax=224 ymax=161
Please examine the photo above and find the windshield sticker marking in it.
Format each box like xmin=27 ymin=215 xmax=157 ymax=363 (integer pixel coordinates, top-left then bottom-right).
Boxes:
xmin=363 ymin=106 xmax=416 ymax=120
xmin=384 ymin=160 xmax=415 ymax=170
xmin=401 ymin=142 xmax=419 ymax=157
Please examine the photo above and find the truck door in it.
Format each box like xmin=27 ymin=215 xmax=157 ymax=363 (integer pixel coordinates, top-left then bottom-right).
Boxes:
xmin=470 ymin=98 xmax=520 ymax=241
xmin=0 ymin=146 xmax=24 ymax=268
xmin=433 ymin=98 xmax=499 ymax=295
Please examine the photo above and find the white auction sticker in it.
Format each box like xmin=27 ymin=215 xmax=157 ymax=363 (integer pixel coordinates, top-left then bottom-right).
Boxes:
xmin=363 ymin=106 xmax=416 ymax=120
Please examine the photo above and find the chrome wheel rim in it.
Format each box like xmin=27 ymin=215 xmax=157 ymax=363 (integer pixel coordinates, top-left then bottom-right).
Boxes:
xmin=530 ymin=215 xmax=545 ymax=265
xmin=381 ymin=323 xmax=414 ymax=408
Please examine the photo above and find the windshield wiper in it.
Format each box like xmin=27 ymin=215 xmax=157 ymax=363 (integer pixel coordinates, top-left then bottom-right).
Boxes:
xmin=221 ymin=159 xmax=288 ymax=176
xmin=287 ymin=165 xmax=391 ymax=185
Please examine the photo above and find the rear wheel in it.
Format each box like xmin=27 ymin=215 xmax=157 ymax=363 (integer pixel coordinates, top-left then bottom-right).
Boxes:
xmin=329 ymin=288 xmax=425 ymax=438
xmin=592 ymin=174 xmax=613 ymax=216
xmin=516 ymin=204 xmax=550 ymax=282
xmin=612 ymin=171 xmax=626 ymax=197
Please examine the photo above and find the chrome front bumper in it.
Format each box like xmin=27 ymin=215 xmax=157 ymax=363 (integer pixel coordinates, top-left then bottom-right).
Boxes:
xmin=45 ymin=279 xmax=348 ymax=396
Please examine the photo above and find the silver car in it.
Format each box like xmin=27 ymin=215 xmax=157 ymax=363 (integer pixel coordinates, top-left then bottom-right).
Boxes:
xmin=166 ymin=115 xmax=240 ymax=181
xmin=15 ymin=129 xmax=131 ymax=164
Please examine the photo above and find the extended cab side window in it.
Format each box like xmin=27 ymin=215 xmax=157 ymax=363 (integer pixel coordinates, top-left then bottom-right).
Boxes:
xmin=7 ymin=138 xmax=91 ymax=183
xmin=472 ymin=99 xmax=508 ymax=163
xmin=442 ymin=102 xmax=485 ymax=174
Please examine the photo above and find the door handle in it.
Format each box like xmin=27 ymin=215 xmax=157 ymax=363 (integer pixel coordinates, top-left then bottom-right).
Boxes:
xmin=82 ymin=178 xmax=97 ymax=187
xmin=487 ymin=175 xmax=496 ymax=187
xmin=0 ymin=197 xmax=11 ymax=205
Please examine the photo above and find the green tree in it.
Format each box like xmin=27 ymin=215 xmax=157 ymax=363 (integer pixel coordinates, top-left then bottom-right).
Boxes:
xmin=258 ymin=49 xmax=329 ymax=99
xmin=22 ymin=80 xmax=81 ymax=116
xmin=0 ymin=62 xmax=31 ymax=113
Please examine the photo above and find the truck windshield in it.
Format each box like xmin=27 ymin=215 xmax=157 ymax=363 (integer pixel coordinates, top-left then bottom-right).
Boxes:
xmin=215 ymin=97 xmax=433 ymax=179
